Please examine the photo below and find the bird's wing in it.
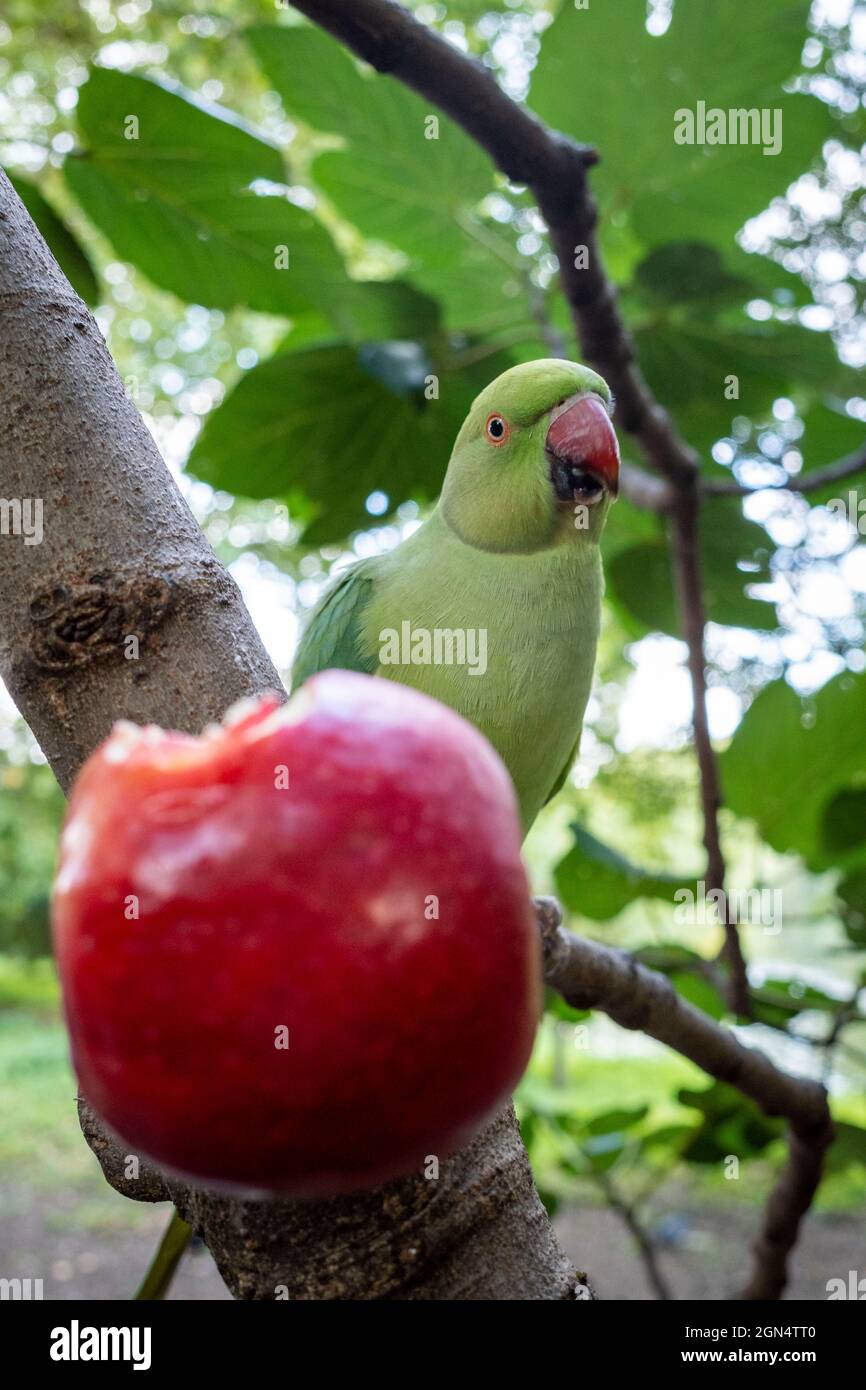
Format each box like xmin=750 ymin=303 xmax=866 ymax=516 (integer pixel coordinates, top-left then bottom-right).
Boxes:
xmin=542 ymin=729 xmax=582 ymax=808
xmin=291 ymin=562 xmax=378 ymax=691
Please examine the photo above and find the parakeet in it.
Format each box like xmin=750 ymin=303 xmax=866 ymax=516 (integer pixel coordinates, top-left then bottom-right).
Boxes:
xmin=292 ymin=358 xmax=620 ymax=833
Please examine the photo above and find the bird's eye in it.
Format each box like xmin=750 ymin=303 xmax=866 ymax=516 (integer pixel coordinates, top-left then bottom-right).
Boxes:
xmin=486 ymin=413 xmax=510 ymax=446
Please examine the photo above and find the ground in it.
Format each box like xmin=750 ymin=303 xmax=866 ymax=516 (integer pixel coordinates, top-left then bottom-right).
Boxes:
xmin=3 ymin=1174 xmax=863 ymax=1301
xmin=1 ymin=1002 xmax=862 ymax=1301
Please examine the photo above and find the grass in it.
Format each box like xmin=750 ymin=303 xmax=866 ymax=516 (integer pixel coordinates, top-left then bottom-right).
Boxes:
xmin=0 ymin=958 xmax=864 ymax=1224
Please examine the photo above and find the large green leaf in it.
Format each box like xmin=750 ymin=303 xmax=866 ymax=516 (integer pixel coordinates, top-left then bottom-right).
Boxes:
xmin=65 ymin=68 xmax=354 ymax=321
xmin=825 ymin=1122 xmax=866 ymax=1173
xmin=629 ymin=242 xmax=815 ymax=312
xmin=606 ymin=502 xmax=777 ymax=634
xmin=821 ymin=789 xmax=866 ymax=854
xmin=750 ymin=976 xmax=859 ymax=1030
xmin=796 ymin=404 xmax=866 ymax=502
xmin=530 ymin=0 xmax=832 ymax=253
xmin=613 ymin=238 xmax=856 ymax=458
xmin=188 ymin=341 xmax=513 ymax=544
xmin=631 ymin=242 xmax=752 ymax=309
xmin=554 ymin=824 xmax=683 ymax=921
xmin=246 ymin=25 xmax=527 ymax=334
xmin=10 ymin=174 xmax=99 ymax=305
xmin=721 ymin=671 xmax=866 ymax=864
xmin=677 ymin=1081 xmax=782 ymax=1163
xmin=635 ymin=317 xmax=854 ymax=458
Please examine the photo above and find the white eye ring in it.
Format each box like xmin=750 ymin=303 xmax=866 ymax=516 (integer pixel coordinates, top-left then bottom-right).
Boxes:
xmin=486 ymin=413 xmax=509 ymax=445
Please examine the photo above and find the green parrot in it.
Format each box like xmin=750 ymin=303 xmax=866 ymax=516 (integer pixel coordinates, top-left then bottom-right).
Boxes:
xmin=292 ymin=358 xmax=620 ymax=833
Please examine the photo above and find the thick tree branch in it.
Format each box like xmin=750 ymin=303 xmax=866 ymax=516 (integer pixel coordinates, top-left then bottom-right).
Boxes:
xmin=0 ymin=171 xmax=583 ymax=1302
xmin=80 ymin=1094 xmax=587 ymax=1301
xmin=0 ymin=194 xmax=280 ymax=788
xmin=289 ymin=0 xmax=698 ymax=485
xmin=703 ymin=444 xmax=866 ymax=498
xmin=536 ymin=899 xmax=834 ymax=1301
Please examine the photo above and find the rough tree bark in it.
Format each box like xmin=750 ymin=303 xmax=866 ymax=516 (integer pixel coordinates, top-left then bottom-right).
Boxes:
xmin=0 ymin=171 xmax=586 ymax=1300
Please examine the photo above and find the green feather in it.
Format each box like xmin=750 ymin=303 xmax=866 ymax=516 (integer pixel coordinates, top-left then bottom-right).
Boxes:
xmin=291 ymin=562 xmax=377 ymax=691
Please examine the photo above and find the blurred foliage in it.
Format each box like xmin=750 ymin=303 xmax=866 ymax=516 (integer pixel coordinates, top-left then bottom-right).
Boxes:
xmin=0 ymin=760 xmax=63 ymax=957
xmin=0 ymin=0 xmax=865 ymax=1244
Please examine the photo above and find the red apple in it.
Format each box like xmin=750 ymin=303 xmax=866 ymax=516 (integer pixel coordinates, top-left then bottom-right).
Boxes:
xmin=52 ymin=671 xmax=540 ymax=1196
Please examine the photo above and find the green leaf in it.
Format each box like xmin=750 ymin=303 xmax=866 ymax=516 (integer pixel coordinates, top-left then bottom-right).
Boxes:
xmin=838 ymin=866 xmax=866 ymax=931
xmin=188 ymin=341 xmax=513 ymax=544
xmin=530 ymin=0 xmax=832 ymax=253
xmin=640 ymin=1124 xmax=696 ymax=1158
xmin=10 ymin=174 xmax=99 ymax=305
xmin=633 ymin=944 xmax=709 ymax=973
xmin=65 ymin=68 xmax=352 ymax=321
xmin=606 ymin=502 xmax=776 ymax=634
xmin=635 ymin=318 xmax=853 ymax=458
xmin=586 ymin=1106 xmax=649 ymax=1136
xmin=670 ymin=971 xmax=727 ymax=1020
xmin=629 ymin=242 xmax=814 ymax=314
xmin=750 ymin=978 xmax=851 ymax=1032
xmin=677 ymin=1081 xmax=782 ymax=1163
xmin=246 ymin=26 xmax=527 ymax=334
xmin=826 ymin=1122 xmax=866 ymax=1173
xmin=554 ymin=824 xmax=683 ymax=921
xmin=517 ymin=1077 xmax=582 ymax=1120
xmin=838 ymin=868 xmax=866 ymax=912
xmin=358 ymin=340 xmax=432 ymax=396
xmin=632 ymin=243 xmax=752 ymax=308
xmin=582 ymin=1131 xmax=626 ymax=1172
xmin=343 ymin=280 xmax=441 ymax=342
xmin=721 ymin=671 xmax=866 ymax=864
xmin=821 ymin=788 xmax=866 ymax=854
xmin=544 ymin=989 xmax=590 ymax=1025
xmin=795 ymin=403 xmax=866 ymax=502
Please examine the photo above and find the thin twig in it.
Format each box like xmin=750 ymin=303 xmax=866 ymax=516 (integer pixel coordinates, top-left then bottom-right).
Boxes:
xmin=536 ymin=898 xmax=834 ymax=1301
xmin=134 ymin=1211 xmax=193 ymax=1301
xmin=620 ymin=462 xmax=675 ymax=514
xmin=821 ymin=986 xmax=861 ymax=1085
xmin=704 ymin=444 xmax=866 ymax=498
xmin=528 ymin=280 xmax=570 ymax=360
xmin=593 ymin=1169 xmax=673 ymax=1301
xmin=669 ymin=490 xmax=750 ymax=1016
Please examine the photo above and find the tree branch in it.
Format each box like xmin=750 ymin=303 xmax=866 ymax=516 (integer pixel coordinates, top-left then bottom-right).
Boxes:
xmin=536 ymin=899 xmax=834 ymax=1301
xmin=593 ymin=1168 xmax=672 ymax=1301
xmin=669 ymin=491 xmax=750 ymax=1016
xmin=703 ymin=443 xmax=866 ymax=498
xmin=621 ymin=462 xmax=676 ymax=514
xmin=523 ymin=285 xmax=673 ymax=515
xmin=289 ymin=0 xmax=699 ymax=485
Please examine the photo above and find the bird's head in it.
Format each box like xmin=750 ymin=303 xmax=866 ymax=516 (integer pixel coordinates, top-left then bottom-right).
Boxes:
xmin=439 ymin=359 xmax=620 ymax=553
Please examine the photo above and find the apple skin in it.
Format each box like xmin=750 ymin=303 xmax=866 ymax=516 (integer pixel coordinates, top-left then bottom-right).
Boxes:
xmin=52 ymin=671 xmax=540 ymax=1196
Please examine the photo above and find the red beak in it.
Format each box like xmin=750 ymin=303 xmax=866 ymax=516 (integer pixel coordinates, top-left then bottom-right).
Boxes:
xmin=546 ymin=395 xmax=620 ymax=501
